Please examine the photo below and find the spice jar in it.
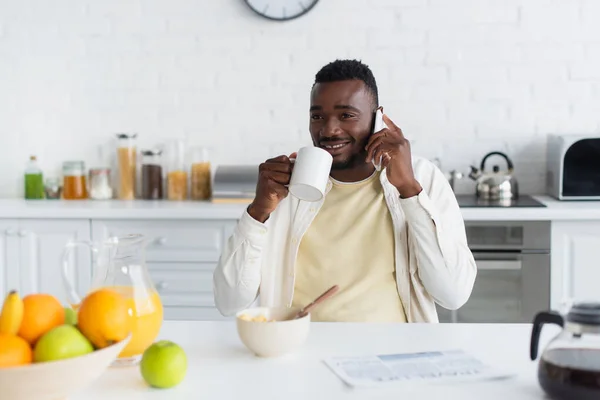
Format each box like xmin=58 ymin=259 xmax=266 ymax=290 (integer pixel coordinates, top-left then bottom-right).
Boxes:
xmin=166 ymin=140 xmax=188 ymax=201
xmin=62 ymin=161 xmax=87 ymax=200
xmin=116 ymin=133 xmax=137 ymax=200
xmin=141 ymin=149 xmax=163 ymax=200
xmin=44 ymin=177 xmax=62 ymax=199
xmin=190 ymin=147 xmax=211 ymax=200
xmin=89 ymin=168 xmax=113 ymax=200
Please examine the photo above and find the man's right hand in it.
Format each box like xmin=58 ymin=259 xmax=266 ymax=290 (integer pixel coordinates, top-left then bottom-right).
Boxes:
xmin=248 ymin=153 xmax=296 ymax=223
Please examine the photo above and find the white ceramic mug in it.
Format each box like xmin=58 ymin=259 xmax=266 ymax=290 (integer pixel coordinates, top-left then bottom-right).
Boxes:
xmin=289 ymin=146 xmax=333 ymax=202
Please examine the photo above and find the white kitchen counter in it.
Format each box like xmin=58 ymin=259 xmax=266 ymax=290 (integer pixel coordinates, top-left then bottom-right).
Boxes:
xmin=1 ymin=195 xmax=600 ymax=221
xmin=73 ymin=320 xmax=562 ymax=400
xmin=0 ymin=198 xmax=248 ymax=220
xmin=461 ymin=195 xmax=600 ymax=221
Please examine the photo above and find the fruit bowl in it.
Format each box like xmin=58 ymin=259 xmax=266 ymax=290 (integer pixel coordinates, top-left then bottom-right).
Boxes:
xmin=236 ymin=306 xmax=310 ymax=357
xmin=0 ymin=334 xmax=131 ymax=400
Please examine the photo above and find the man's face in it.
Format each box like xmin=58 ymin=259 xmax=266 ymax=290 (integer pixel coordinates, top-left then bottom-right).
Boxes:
xmin=309 ymin=80 xmax=375 ymax=170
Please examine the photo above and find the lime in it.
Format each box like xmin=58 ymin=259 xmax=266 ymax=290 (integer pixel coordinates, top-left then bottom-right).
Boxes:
xmin=140 ymin=340 xmax=187 ymax=389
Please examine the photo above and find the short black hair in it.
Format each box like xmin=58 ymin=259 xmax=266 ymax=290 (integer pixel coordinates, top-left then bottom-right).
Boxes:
xmin=313 ymin=59 xmax=379 ymax=107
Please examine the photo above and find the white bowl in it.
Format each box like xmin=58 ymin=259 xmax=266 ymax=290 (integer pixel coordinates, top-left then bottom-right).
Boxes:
xmin=0 ymin=334 xmax=131 ymax=400
xmin=236 ymin=306 xmax=310 ymax=357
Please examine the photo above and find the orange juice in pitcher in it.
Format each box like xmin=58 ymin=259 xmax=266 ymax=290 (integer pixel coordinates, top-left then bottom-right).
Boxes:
xmin=62 ymin=234 xmax=164 ymax=366
xmin=107 ymin=286 xmax=163 ymax=359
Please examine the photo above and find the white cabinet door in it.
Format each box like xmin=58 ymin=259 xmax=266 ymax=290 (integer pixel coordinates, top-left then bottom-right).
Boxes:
xmin=551 ymin=221 xmax=600 ymax=308
xmin=0 ymin=220 xmax=20 ymax=300
xmin=18 ymin=219 xmax=92 ymax=305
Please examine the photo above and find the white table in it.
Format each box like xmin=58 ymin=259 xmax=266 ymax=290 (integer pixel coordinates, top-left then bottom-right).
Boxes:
xmin=75 ymin=321 xmax=563 ymax=399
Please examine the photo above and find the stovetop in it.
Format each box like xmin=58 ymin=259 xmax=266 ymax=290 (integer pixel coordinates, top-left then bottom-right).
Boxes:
xmin=455 ymin=194 xmax=546 ymax=208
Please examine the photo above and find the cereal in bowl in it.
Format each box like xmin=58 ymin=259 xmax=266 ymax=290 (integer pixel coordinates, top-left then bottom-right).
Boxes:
xmin=238 ymin=314 xmax=276 ymax=322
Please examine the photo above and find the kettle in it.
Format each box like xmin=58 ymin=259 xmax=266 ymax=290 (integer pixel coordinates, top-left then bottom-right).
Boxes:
xmin=468 ymin=151 xmax=518 ymax=200
xmin=530 ymin=302 xmax=600 ymax=400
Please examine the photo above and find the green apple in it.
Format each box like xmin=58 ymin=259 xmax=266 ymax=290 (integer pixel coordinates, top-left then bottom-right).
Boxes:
xmin=140 ymin=340 xmax=188 ymax=389
xmin=64 ymin=307 xmax=77 ymax=326
xmin=33 ymin=325 xmax=94 ymax=362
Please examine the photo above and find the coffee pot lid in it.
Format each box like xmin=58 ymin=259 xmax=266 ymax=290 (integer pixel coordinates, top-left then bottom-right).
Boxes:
xmin=567 ymin=302 xmax=600 ymax=326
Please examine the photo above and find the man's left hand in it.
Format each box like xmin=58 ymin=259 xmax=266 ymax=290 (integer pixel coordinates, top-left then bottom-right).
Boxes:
xmin=365 ymin=113 xmax=423 ymax=198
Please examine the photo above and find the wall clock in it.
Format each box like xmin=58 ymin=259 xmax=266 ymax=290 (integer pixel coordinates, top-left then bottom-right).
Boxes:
xmin=244 ymin=0 xmax=320 ymax=21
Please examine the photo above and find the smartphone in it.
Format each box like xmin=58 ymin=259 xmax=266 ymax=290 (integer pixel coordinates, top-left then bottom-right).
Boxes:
xmin=371 ymin=108 xmax=386 ymax=171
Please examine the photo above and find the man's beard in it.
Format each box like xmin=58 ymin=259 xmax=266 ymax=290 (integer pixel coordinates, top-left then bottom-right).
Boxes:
xmin=331 ymin=151 xmax=368 ymax=170
xmin=331 ymin=159 xmax=352 ymax=170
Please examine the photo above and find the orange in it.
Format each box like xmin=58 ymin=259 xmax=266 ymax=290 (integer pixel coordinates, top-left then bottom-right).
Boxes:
xmin=102 ymin=286 xmax=163 ymax=358
xmin=0 ymin=333 xmax=33 ymax=367
xmin=18 ymin=294 xmax=65 ymax=346
xmin=77 ymin=288 xmax=131 ymax=349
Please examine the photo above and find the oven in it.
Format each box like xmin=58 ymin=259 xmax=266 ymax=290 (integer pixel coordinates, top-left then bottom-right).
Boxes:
xmin=436 ymin=221 xmax=551 ymax=324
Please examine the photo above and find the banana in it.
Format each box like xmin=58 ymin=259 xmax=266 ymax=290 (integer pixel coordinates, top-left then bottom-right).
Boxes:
xmin=0 ymin=290 xmax=24 ymax=335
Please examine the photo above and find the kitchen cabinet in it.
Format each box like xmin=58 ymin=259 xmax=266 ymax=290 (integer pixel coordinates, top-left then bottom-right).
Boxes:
xmin=91 ymin=219 xmax=232 ymax=263
xmin=0 ymin=217 xmax=237 ymax=320
xmin=0 ymin=216 xmax=239 ymax=320
xmin=551 ymin=221 xmax=600 ymax=308
xmin=0 ymin=219 xmax=92 ymax=304
xmin=0 ymin=219 xmax=20 ymax=300
xmin=18 ymin=219 xmax=92 ymax=305
xmin=91 ymin=219 xmax=237 ymax=321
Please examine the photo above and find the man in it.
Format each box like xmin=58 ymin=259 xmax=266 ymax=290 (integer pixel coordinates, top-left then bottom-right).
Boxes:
xmin=213 ymin=59 xmax=476 ymax=323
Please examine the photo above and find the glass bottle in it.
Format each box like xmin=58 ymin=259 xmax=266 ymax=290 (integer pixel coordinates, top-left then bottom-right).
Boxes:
xmin=116 ymin=133 xmax=137 ymax=200
xmin=141 ymin=149 xmax=163 ymax=200
xmin=24 ymin=155 xmax=44 ymax=199
xmin=62 ymin=161 xmax=88 ymax=200
xmin=166 ymin=140 xmax=188 ymax=201
xmin=190 ymin=147 xmax=211 ymax=201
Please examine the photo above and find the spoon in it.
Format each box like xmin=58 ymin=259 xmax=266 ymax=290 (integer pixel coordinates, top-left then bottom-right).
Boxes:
xmin=294 ymin=285 xmax=340 ymax=320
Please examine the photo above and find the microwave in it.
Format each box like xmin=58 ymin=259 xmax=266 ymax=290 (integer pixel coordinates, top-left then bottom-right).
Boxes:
xmin=546 ymin=134 xmax=600 ymax=200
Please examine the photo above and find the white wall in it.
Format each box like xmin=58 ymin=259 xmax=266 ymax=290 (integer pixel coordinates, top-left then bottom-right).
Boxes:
xmin=1 ymin=0 xmax=599 ymax=197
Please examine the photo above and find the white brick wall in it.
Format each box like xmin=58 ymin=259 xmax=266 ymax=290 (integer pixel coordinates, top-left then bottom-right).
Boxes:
xmin=1 ymin=0 xmax=599 ymax=197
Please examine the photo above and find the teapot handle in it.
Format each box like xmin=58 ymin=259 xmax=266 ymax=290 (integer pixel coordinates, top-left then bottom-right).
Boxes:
xmin=480 ymin=151 xmax=514 ymax=172
xmin=530 ymin=311 xmax=564 ymax=361
xmin=62 ymin=240 xmax=98 ymax=308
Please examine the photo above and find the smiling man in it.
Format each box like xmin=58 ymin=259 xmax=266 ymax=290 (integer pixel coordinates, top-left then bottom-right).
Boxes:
xmin=213 ymin=59 xmax=477 ymax=322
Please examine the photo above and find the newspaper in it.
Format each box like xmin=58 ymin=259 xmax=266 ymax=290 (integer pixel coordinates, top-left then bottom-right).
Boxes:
xmin=323 ymin=349 xmax=514 ymax=388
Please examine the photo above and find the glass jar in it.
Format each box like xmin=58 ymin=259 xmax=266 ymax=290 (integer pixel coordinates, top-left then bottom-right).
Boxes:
xmin=44 ymin=177 xmax=62 ymax=199
xmin=116 ymin=133 xmax=137 ymax=200
xmin=89 ymin=168 xmax=113 ymax=200
xmin=62 ymin=161 xmax=87 ymax=200
xmin=190 ymin=147 xmax=211 ymax=201
xmin=141 ymin=149 xmax=163 ymax=200
xmin=166 ymin=140 xmax=188 ymax=201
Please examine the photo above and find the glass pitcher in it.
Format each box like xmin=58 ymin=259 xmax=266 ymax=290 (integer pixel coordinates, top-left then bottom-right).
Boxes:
xmin=530 ymin=302 xmax=600 ymax=400
xmin=62 ymin=234 xmax=163 ymax=366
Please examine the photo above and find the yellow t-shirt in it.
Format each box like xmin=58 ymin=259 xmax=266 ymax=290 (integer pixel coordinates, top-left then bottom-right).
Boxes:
xmin=291 ymin=171 xmax=407 ymax=322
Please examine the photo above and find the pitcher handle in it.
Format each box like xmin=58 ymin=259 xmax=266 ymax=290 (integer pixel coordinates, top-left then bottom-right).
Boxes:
xmin=530 ymin=311 xmax=564 ymax=361
xmin=62 ymin=240 xmax=98 ymax=308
